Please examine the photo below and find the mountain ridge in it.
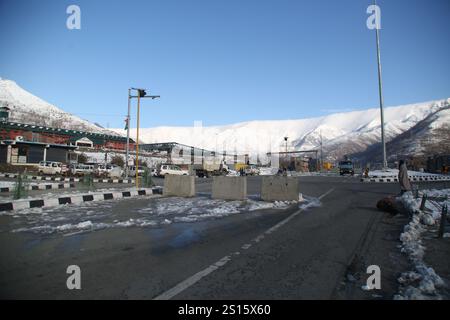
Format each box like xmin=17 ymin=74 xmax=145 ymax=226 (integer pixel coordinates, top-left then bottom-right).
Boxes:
xmin=0 ymin=79 xmax=118 ymax=135
xmin=1 ymin=78 xmax=449 ymax=161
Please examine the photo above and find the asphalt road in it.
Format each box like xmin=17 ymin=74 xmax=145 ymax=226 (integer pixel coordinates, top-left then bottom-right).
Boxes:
xmin=0 ymin=175 xmax=448 ymax=299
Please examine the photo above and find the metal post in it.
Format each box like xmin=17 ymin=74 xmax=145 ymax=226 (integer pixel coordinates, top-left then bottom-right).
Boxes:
xmin=320 ymin=131 xmax=323 ymax=172
xmin=375 ymin=5 xmax=387 ymax=170
xmin=420 ymin=194 xmax=427 ymax=211
xmin=125 ymin=88 xmax=131 ymax=176
xmin=438 ymin=204 xmax=447 ymax=238
xmin=135 ymin=94 xmax=140 ymax=188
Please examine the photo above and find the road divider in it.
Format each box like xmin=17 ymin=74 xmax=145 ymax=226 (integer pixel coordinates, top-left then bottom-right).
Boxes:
xmin=0 ymin=182 xmax=76 ymax=193
xmin=261 ymin=176 xmax=300 ymax=201
xmin=0 ymin=173 xmax=135 ymax=184
xmin=163 ymin=175 xmax=195 ymax=197
xmin=361 ymin=175 xmax=450 ymax=183
xmin=0 ymin=186 xmax=163 ymax=212
xmin=212 ymin=176 xmax=247 ymax=200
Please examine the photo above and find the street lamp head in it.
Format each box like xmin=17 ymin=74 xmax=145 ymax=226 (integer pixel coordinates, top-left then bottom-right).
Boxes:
xmin=284 ymin=137 xmax=288 ymax=142
xmin=138 ymin=89 xmax=147 ymax=97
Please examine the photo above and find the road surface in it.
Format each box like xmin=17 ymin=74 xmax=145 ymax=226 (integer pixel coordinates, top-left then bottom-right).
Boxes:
xmin=0 ymin=175 xmax=448 ymax=299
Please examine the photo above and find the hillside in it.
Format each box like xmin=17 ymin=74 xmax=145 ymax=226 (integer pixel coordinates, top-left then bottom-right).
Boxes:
xmin=0 ymin=79 xmax=118 ymax=135
xmin=115 ymin=99 xmax=450 ymax=160
xmin=1 ymin=78 xmax=449 ymax=162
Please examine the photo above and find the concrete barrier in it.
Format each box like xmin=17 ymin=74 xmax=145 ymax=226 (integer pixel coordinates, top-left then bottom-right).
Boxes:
xmin=212 ymin=176 xmax=247 ymax=200
xmin=163 ymin=175 xmax=195 ymax=197
xmin=261 ymin=176 xmax=299 ymax=201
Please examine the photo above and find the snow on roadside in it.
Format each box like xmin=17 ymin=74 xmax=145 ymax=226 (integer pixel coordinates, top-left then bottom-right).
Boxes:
xmin=9 ymin=193 xmax=317 ymax=236
xmin=369 ymin=169 xmax=447 ymax=178
xmin=259 ymin=167 xmax=278 ymax=176
xmin=394 ymin=189 xmax=449 ymax=300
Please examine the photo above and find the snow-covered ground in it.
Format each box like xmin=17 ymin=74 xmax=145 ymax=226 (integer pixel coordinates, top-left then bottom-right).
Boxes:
xmin=394 ymin=189 xmax=449 ymax=300
xmin=369 ymin=169 xmax=447 ymax=178
xmin=6 ymin=193 xmax=317 ymax=236
xmin=258 ymin=167 xmax=339 ymax=177
xmin=80 ymin=151 xmax=164 ymax=168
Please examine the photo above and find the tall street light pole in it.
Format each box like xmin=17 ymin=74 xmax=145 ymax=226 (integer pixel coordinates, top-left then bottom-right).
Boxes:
xmin=125 ymin=89 xmax=131 ymax=176
xmin=374 ymin=1 xmax=387 ymax=170
xmin=135 ymin=93 xmax=141 ymax=187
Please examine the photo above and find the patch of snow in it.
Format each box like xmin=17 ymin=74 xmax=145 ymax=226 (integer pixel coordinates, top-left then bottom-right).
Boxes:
xmin=395 ymin=189 xmax=449 ymax=300
xmin=9 ymin=193 xmax=318 ymax=235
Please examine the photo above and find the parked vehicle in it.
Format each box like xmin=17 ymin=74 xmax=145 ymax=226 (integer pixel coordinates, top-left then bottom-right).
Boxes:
xmin=339 ymin=161 xmax=354 ymax=176
xmin=94 ymin=164 xmax=124 ymax=178
xmin=158 ymin=164 xmax=189 ymax=176
xmin=128 ymin=165 xmax=146 ymax=177
xmin=244 ymin=165 xmax=260 ymax=176
xmin=235 ymin=163 xmax=248 ymax=172
xmin=150 ymin=168 xmax=158 ymax=177
xmin=109 ymin=166 xmax=124 ymax=178
xmin=191 ymin=161 xmax=228 ymax=178
xmin=70 ymin=164 xmax=95 ymax=176
xmin=95 ymin=164 xmax=109 ymax=177
xmin=38 ymin=161 xmax=68 ymax=175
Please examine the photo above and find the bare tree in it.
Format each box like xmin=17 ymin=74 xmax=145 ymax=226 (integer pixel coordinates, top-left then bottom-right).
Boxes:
xmin=111 ymin=155 xmax=124 ymax=167
xmin=422 ymin=124 xmax=450 ymax=155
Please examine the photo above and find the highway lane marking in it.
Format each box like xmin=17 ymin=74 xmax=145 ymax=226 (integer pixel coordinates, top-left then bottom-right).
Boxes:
xmin=153 ymin=188 xmax=335 ymax=300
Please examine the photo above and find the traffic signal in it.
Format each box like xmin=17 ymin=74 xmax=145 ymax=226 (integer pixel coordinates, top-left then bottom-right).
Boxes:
xmin=138 ymin=89 xmax=146 ymax=97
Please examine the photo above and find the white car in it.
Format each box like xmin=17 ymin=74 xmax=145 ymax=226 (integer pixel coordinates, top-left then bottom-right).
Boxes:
xmin=95 ymin=164 xmax=124 ymax=178
xmin=159 ymin=164 xmax=189 ymax=176
xmin=109 ymin=166 xmax=124 ymax=178
xmin=128 ymin=166 xmax=146 ymax=177
xmin=70 ymin=164 xmax=95 ymax=176
xmin=245 ymin=165 xmax=260 ymax=176
xmin=38 ymin=161 xmax=68 ymax=175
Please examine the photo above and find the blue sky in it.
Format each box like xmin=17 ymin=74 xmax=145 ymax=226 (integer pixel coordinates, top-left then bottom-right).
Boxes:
xmin=0 ymin=0 xmax=449 ymax=128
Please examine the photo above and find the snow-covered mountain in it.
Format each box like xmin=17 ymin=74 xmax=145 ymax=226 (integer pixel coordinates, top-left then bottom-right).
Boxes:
xmin=115 ymin=98 xmax=450 ymax=160
xmin=352 ymin=105 xmax=450 ymax=163
xmin=0 ymin=79 xmax=118 ymax=135
xmin=1 ymin=78 xmax=448 ymax=161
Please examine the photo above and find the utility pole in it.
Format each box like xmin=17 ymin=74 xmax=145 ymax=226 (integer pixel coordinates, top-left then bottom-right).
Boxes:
xmin=284 ymin=136 xmax=288 ymax=169
xmin=127 ymin=87 xmax=160 ymax=188
xmin=320 ymin=131 xmax=323 ymax=172
xmin=135 ymin=94 xmax=141 ymax=188
xmin=125 ymin=89 xmax=131 ymax=176
xmin=284 ymin=137 xmax=288 ymax=154
xmin=374 ymin=1 xmax=387 ymax=169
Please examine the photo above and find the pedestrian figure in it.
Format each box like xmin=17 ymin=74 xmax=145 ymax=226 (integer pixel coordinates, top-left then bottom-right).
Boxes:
xmin=398 ymin=160 xmax=412 ymax=195
xmin=364 ymin=167 xmax=369 ymax=178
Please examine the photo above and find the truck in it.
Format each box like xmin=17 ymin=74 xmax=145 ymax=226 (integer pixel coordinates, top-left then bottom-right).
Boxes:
xmin=338 ymin=160 xmax=354 ymax=176
xmin=191 ymin=161 xmax=229 ymax=178
xmin=235 ymin=163 xmax=260 ymax=176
